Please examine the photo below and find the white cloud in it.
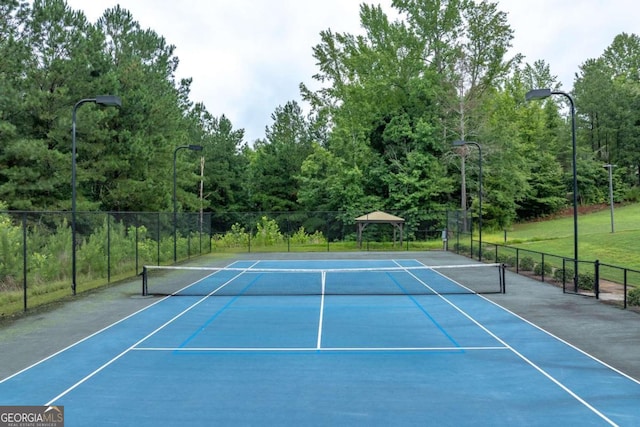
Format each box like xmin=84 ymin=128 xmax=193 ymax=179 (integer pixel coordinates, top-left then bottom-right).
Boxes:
xmin=63 ymin=0 xmax=637 ymax=142
xmin=498 ymin=0 xmax=638 ymax=88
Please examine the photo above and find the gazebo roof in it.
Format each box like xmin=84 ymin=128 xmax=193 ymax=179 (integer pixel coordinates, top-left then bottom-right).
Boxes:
xmin=355 ymin=211 xmax=404 ymax=223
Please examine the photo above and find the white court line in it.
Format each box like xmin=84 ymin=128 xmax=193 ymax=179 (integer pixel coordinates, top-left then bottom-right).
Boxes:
xmin=24 ymin=258 xmax=626 ymax=427
xmin=316 ymin=270 xmax=326 ymax=349
xmin=395 ymin=259 xmax=619 ymax=427
xmin=131 ymin=346 xmax=509 ymax=352
xmin=44 ymin=260 xmax=261 ymax=406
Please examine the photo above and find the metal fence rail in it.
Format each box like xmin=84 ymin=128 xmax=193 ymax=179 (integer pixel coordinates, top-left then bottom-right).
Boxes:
xmin=0 ymin=209 xmax=453 ymax=313
xmin=0 ymin=211 xmax=211 ymax=313
xmin=454 ymin=237 xmax=639 ymax=309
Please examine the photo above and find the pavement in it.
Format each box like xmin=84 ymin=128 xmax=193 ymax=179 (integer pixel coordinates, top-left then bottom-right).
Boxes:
xmin=0 ymin=251 xmax=638 ymax=382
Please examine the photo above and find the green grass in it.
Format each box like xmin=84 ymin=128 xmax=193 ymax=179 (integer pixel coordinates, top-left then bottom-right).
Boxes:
xmin=484 ymin=203 xmax=640 ymax=271
xmin=214 ymin=239 xmax=443 ymax=253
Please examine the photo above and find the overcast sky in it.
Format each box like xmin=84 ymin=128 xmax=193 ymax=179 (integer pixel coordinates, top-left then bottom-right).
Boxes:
xmin=64 ymin=0 xmax=638 ymax=143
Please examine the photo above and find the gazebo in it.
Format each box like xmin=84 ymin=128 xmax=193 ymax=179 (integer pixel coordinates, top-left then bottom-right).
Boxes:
xmin=355 ymin=211 xmax=405 ymax=248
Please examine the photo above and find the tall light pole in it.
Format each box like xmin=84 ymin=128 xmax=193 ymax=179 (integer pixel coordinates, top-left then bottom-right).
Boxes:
xmin=71 ymin=95 xmax=121 ymax=295
xmin=604 ymin=164 xmax=615 ymax=233
xmin=526 ymin=88 xmax=578 ymax=290
xmin=453 ymin=140 xmax=483 ymax=261
xmin=173 ymin=144 xmax=203 ymax=262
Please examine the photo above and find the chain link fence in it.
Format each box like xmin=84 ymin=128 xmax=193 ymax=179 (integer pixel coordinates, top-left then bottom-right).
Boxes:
xmin=1 ymin=209 xmax=457 ymax=314
xmin=0 ymin=211 xmax=211 ymax=314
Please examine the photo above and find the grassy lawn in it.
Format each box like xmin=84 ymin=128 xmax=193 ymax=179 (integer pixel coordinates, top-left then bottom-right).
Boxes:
xmin=483 ymin=203 xmax=640 ymax=271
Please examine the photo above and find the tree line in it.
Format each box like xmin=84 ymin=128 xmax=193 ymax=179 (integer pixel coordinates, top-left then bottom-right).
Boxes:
xmin=1 ymin=0 xmax=639 ymax=233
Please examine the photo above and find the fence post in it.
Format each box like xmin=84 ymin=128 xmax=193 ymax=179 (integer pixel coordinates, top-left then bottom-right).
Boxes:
xmin=624 ymin=269 xmax=628 ymax=309
xmin=134 ymin=219 xmax=139 ymax=276
xmin=156 ymin=213 xmax=161 ymax=266
xmin=562 ymin=258 xmax=567 ymax=293
xmin=187 ymin=216 xmax=191 ymax=259
xmin=470 ymin=219 xmax=474 ymax=259
xmin=107 ymin=214 xmax=111 ymax=283
xmin=326 ymin=213 xmax=330 ymax=252
xmin=22 ymin=213 xmax=27 ymax=312
xmin=142 ymin=266 xmax=148 ymax=296
xmin=287 ymin=214 xmax=291 ymax=252
xmin=594 ymin=259 xmax=600 ymax=299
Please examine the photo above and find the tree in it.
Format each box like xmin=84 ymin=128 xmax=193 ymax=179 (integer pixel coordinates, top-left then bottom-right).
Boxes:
xmin=190 ymin=105 xmax=248 ymax=213
xmin=575 ymin=33 xmax=640 ymax=186
xmin=0 ymin=0 xmax=100 ymax=210
xmin=91 ymin=5 xmax=192 ymax=212
xmin=297 ymin=143 xmax=381 ymax=225
xmin=248 ymin=101 xmax=314 ymax=212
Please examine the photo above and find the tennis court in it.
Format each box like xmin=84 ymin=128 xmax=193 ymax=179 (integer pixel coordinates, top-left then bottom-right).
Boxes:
xmin=1 ymin=255 xmax=639 ymax=426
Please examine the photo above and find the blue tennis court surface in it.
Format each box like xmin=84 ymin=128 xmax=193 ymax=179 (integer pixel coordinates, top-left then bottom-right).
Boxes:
xmin=1 ymin=258 xmax=639 ymax=426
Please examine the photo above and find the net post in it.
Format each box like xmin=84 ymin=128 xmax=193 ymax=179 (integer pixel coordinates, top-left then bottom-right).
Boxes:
xmin=142 ymin=266 xmax=148 ymax=296
xmin=500 ymin=263 xmax=506 ymax=293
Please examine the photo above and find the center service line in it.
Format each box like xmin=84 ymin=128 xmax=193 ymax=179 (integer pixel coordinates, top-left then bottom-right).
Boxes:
xmin=316 ymin=270 xmax=327 ymax=350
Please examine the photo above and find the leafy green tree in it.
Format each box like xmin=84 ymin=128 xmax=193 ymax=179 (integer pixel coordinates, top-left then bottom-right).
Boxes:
xmin=515 ymin=151 xmax=567 ymax=219
xmin=248 ymin=101 xmax=314 ymax=212
xmin=302 ymin=0 xmax=525 ymax=228
xmin=575 ymin=33 xmax=640 ymax=186
xmin=297 ymin=143 xmax=381 ymax=224
xmin=91 ymin=5 xmax=192 ymax=212
xmin=190 ymin=105 xmax=248 ymax=213
xmin=0 ymin=0 xmax=99 ymax=210
xmin=385 ymin=150 xmax=454 ymax=221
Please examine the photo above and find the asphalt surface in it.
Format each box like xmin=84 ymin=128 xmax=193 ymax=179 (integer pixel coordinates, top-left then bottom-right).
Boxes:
xmin=1 ymin=251 xmax=638 ymax=382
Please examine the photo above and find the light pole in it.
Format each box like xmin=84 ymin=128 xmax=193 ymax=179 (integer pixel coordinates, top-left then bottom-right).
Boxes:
xmin=453 ymin=140 xmax=483 ymax=261
xmin=526 ymin=88 xmax=578 ymax=290
xmin=604 ymin=164 xmax=615 ymax=233
xmin=71 ymin=95 xmax=121 ymax=295
xmin=173 ymin=144 xmax=203 ymax=262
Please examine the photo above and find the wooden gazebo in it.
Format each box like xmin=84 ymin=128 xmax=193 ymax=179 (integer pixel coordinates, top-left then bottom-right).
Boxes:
xmin=355 ymin=211 xmax=405 ymax=248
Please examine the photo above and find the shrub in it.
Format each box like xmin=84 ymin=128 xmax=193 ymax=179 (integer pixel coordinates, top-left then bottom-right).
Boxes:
xmin=495 ymin=253 xmax=509 ymax=263
xmin=453 ymin=243 xmax=470 ymax=254
xmin=553 ymin=268 xmax=574 ymax=283
xmin=213 ymin=223 xmax=248 ymax=248
xmin=290 ymin=226 xmax=326 ymax=245
xmin=482 ymin=250 xmax=495 ymax=262
xmin=496 ymin=253 xmax=517 ymax=267
xmin=628 ymin=287 xmax=640 ymax=306
xmin=519 ymin=256 xmax=535 ymax=271
xmin=254 ymin=216 xmax=283 ymax=246
xmin=577 ymin=272 xmax=595 ymax=291
xmin=533 ymin=262 xmax=553 ymax=276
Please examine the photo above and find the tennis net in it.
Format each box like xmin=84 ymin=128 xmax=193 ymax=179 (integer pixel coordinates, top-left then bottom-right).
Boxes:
xmin=141 ymin=263 xmax=506 ymax=297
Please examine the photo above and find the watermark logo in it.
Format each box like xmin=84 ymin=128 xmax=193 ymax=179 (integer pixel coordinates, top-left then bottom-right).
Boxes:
xmin=0 ymin=406 xmax=64 ymax=427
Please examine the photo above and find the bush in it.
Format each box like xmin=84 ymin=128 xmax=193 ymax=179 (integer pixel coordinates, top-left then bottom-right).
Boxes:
xmin=453 ymin=243 xmax=470 ymax=254
xmin=533 ymin=262 xmax=553 ymax=276
xmin=496 ymin=253 xmax=518 ymax=267
xmin=495 ymin=253 xmax=509 ymax=263
xmin=577 ymin=272 xmax=595 ymax=291
xmin=290 ymin=227 xmax=326 ymax=245
xmin=213 ymin=223 xmax=248 ymax=249
xmin=254 ymin=216 xmax=283 ymax=246
xmin=519 ymin=256 xmax=535 ymax=271
xmin=554 ymin=268 xmax=574 ymax=283
xmin=628 ymin=287 xmax=640 ymax=306
xmin=482 ymin=249 xmax=495 ymax=262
